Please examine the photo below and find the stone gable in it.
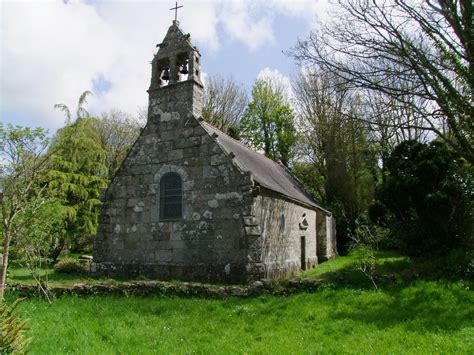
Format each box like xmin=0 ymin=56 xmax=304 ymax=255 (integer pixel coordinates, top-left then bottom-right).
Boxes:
xmin=94 ymin=103 xmax=258 ymax=280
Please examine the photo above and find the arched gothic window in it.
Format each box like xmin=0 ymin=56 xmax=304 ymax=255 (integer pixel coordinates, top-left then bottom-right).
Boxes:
xmin=160 ymin=172 xmax=182 ymax=220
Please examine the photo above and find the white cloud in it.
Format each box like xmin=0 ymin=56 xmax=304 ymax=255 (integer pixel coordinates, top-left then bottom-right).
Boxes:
xmin=1 ymin=0 xmax=219 ymax=130
xmin=2 ymin=1 xmax=117 ymax=128
xmin=215 ymin=0 xmax=330 ymax=50
xmin=268 ymin=0 xmax=329 ymax=21
xmin=217 ymin=1 xmax=275 ymax=51
xmin=1 ymin=0 xmax=328 ymax=132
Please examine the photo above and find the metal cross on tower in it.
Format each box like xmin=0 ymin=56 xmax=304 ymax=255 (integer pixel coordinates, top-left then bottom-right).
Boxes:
xmin=170 ymin=1 xmax=183 ymax=21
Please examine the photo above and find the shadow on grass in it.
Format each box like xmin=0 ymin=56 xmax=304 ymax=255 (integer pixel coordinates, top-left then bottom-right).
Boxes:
xmin=303 ymin=250 xmax=471 ymax=291
xmin=323 ymin=279 xmax=473 ymax=333
xmin=296 ymin=252 xmax=474 ymax=333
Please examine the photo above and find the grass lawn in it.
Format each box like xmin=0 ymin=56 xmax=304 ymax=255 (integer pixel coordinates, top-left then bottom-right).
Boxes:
xmin=8 ymin=265 xmax=121 ymax=287
xmin=8 ymin=257 xmax=132 ymax=287
xmin=9 ymin=251 xmax=474 ymax=354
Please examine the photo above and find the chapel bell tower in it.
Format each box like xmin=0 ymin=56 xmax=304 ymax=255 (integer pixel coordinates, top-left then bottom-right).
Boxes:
xmin=148 ymin=19 xmax=204 ymax=118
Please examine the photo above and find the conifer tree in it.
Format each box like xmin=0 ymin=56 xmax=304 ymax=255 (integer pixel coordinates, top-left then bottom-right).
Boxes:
xmin=54 ymin=90 xmax=93 ymax=126
xmin=46 ymin=117 xmax=108 ymax=257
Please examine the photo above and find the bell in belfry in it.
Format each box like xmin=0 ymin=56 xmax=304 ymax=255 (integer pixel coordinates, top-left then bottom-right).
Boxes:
xmin=180 ymin=62 xmax=189 ymax=75
xmin=162 ymin=68 xmax=170 ymax=81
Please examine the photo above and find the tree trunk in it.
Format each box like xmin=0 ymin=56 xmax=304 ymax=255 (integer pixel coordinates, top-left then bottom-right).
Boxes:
xmin=0 ymin=232 xmax=11 ymax=300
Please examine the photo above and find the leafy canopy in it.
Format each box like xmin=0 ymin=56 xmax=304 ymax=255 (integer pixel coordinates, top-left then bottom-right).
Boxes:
xmin=240 ymin=79 xmax=296 ymax=167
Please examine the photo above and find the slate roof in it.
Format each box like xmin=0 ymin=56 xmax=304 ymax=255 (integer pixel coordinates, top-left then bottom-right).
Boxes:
xmin=201 ymin=121 xmax=330 ymax=214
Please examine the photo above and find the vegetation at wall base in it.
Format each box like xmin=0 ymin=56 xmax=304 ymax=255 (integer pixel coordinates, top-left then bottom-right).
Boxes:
xmin=53 ymin=258 xmax=87 ymax=275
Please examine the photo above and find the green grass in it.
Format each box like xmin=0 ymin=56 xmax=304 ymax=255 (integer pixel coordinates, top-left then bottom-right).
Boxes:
xmin=8 ymin=251 xmax=474 ymax=354
xmin=16 ymin=281 xmax=473 ymax=354
xmin=6 ymin=250 xmax=408 ymax=288
xmin=7 ymin=264 xmax=110 ymax=287
xmin=7 ymin=258 xmax=140 ymax=287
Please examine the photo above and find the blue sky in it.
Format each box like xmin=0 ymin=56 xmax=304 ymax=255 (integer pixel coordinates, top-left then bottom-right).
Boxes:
xmin=1 ymin=0 xmax=330 ymax=132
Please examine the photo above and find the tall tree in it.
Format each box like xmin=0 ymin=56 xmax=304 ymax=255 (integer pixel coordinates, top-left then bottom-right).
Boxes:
xmin=46 ymin=118 xmax=108 ymax=258
xmin=240 ymin=79 xmax=296 ymax=167
xmin=0 ymin=123 xmax=52 ymax=299
xmin=292 ymin=70 xmax=375 ymax=250
xmin=292 ymin=0 xmax=473 ymax=163
xmin=362 ymin=87 xmax=431 ymax=183
xmin=202 ymin=75 xmax=248 ymax=138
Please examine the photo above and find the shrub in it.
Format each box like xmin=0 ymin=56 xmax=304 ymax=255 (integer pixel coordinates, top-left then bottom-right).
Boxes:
xmin=54 ymin=258 xmax=86 ymax=275
xmin=72 ymin=235 xmax=93 ymax=253
xmin=372 ymin=140 xmax=473 ymax=256
xmin=443 ymin=249 xmax=474 ymax=280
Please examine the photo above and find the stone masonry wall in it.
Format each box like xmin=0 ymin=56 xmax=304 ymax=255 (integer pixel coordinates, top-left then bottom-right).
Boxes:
xmin=316 ymin=211 xmax=338 ymax=262
xmin=93 ymin=81 xmax=254 ymax=281
xmin=148 ymin=80 xmax=203 ymax=118
xmin=250 ymin=191 xmax=319 ymax=279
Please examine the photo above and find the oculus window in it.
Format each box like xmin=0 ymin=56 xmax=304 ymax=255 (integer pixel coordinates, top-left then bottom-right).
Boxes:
xmin=160 ymin=172 xmax=182 ymax=220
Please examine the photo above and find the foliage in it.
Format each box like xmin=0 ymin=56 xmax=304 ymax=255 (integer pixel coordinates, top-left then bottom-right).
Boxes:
xmin=372 ymin=140 xmax=473 ymax=256
xmin=292 ymin=0 xmax=473 ymax=164
xmin=0 ymin=299 xmax=31 ymax=353
xmin=54 ymin=90 xmax=93 ymax=126
xmin=46 ymin=118 xmax=108 ymax=257
xmin=291 ymin=162 xmax=326 ymax=202
xmin=442 ymin=249 xmax=474 ymax=281
xmin=202 ymin=75 xmax=248 ymax=138
xmin=292 ymin=70 xmax=376 ymax=251
xmin=0 ymin=123 xmax=52 ymax=299
xmin=93 ymin=110 xmax=142 ymax=179
xmin=54 ymin=258 xmax=86 ymax=275
xmin=15 ymin=198 xmax=64 ymax=303
xmin=240 ymin=79 xmax=296 ymax=167
xmin=346 ymin=216 xmax=391 ymax=290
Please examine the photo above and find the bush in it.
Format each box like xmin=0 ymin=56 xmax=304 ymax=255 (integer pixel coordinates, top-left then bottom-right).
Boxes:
xmin=372 ymin=140 xmax=473 ymax=256
xmin=71 ymin=235 xmax=93 ymax=253
xmin=54 ymin=258 xmax=86 ymax=275
xmin=443 ymin=249 xmax=474 ymax=280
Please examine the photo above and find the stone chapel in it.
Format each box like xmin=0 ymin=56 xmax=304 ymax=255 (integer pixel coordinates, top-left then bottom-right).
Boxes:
xmin=92 ymin=20 xmax=337 ymax=282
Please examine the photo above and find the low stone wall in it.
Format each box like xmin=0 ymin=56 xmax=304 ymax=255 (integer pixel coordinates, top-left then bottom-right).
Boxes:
xmin=8 ymin=277 xmax=326 ymax=299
